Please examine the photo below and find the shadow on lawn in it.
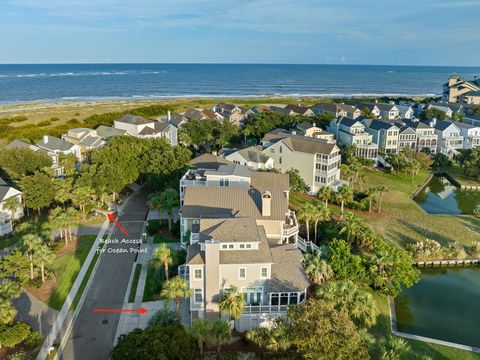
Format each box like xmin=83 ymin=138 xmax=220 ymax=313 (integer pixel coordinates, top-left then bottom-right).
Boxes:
xmin=395 ymin=219 xmax=457 ymax=246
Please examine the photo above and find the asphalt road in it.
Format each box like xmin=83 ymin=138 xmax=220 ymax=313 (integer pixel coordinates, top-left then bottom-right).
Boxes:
xmin=59 ymin=188 xmax=149 ymax=360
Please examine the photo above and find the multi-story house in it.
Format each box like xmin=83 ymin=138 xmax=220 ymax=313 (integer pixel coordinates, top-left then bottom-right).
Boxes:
xmin=455 ymin=122 xmax=480 ymax=149
xmin=402 ymin=121 xmax=438 ymax=154
xmin=5 ymin=139 xmax=65 ymax=177
xmin=0 ymin=177 xmax=24 ymax=236
xmin=426 ymin=104 xmax=453 ymax=119
xmin=296 ymin=122 xmax=335 ymax=142
xmin=345 ymin=101 xmax=381 ymax=118
xmin=220 ymin=146 xmax=275 ymax=170
xmin=62 ymin=128 xmax=106 ymax=159
xmin=459 ymin=91 xmax=480 ymax=105
xmin=269 ymin=106 xmax=298 ymax=116
xmin=113 ymin=114 xmax=178 ymax=145
xmin=94 ymin=125 xmax=129 ymax=140
xmin=429 ymin=119 xmax=463 ymax=157
xmin=312 ymin=103 xmax=361 ymax=119
xmin=396 ymin=124 xmax=418 ymax=151
xmin=36 ymin=135 xmax=83 ymax=173
xmin=396 ymin=105 xmax=414 ymax=119
xmin=327 ymin=117 xmax=378 ymax=161
xmin=179 ymin=172 xmax=307 ymax=331
xmin=262 ymin=134 xmax=342 ymax=193
xmin=443 ymin=75 xmax=480 ymax=103
xmin=179 ymin=162 xmax=252 ymax=203
xmin=214 ymin=103 xmax=252 ymax=126
xmin=362 ymin=119 xmax=400 ymax=154
xmin=166 ymin=112 xmax=191 ymax=128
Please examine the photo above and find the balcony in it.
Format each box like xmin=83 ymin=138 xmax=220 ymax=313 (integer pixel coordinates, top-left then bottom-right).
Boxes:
xmin=243 ymin=304 xmax=289 ymax=314
xmin=282 ymin=210 xmax=298 ymax=236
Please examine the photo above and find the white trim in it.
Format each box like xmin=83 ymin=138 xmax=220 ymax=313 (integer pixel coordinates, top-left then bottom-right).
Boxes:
xmin=193 ymin=288 xmax=204 ymax=304
xmin=260 ymin=266 xmax=268 ymax=279
xmin=193 ymin=267 xmax=203 ymax=281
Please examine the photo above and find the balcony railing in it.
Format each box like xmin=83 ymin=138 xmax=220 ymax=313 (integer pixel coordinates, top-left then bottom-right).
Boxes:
xmin=243 ymin=304 xmax=289 ymax=314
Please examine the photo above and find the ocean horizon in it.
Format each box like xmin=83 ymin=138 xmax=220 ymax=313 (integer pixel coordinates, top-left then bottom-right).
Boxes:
xmin=1 ymin=63 xmax=479 ymax=105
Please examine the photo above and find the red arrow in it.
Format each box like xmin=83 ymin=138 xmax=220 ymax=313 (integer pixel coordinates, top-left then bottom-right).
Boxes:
xmin=93 ymin=307 xmax=148 ymax=314
xmin=107 ymin=213 xmax=129 ymax=236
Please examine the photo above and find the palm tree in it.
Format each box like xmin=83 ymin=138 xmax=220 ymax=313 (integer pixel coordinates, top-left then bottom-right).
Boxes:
xmin=376 ymin=185 xmax=388 ymax=213
xmin=0 ymin=300 xmax=17 ymax=326
xmin=210 ymin=319 xmax=232 ymax=359
xmin=369 ymin=247 xmax=392 ymax=290
xmin=336 ymin=185 xmax=353 ymax=220
xmin=188 ymin=318 xmax=211 ymax=357
xmin=317 ymin=186 xmax=332 ymax=208
xmin=148 ymin=188 xmax=179 ymax=231
xmin=50 ymin=207 xmax=69 ymax=244
xmin=219 ymin=286 xmax=246 ymax=321
xmin=3 ymin=196 xmax=21 ymax=224
xmin=302 ymin=253 xmax=333 ymax=285
xmin=72 ymin=186 xmax=97 ymax=220
xmin=339 ymin=212 xmax=364 ymax=244
xmin=367 ymin=187 xmax=377 ymax=213
xmin=150 ymin=244 xmax=172 ymax=280
xmin=381 ymin=336 xmax=411 ymax=360
xmin=35 ymin=244 xmax=54 ymax=283
xmin=312 ymin=203 xmax=330 ymax=242
xmin=296 ymin=202 xmax=316 ymax=242
xmin=22 ymin=234 xmax=42 ymax=280
xmin=65 ymin=207 xmax=78 ymax=243
xmin=246 ymin=321 xmax=290 ymax=357
xmin=316 ymin=280 xmax=377 ymax=328
xmin=160 ymin=276 xmax=192 ymax=313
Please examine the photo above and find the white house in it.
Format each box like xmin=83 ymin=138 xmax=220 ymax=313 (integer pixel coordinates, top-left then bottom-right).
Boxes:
xmin=455 ymin=122 xmax=480 ymax=149
xmin=114 ymin=114 xmax=178 ymax=145
xmin=220 ymin=146 xmax=274 ymax=170
xmin=429 ymin=119 xmax=463 ymax=157
xmin=0 ymin=178 xmax=24 ymax=236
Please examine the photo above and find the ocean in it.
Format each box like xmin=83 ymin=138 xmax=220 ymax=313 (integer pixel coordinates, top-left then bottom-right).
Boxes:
xmin=0 ymin=63 xmax=479 ymax=105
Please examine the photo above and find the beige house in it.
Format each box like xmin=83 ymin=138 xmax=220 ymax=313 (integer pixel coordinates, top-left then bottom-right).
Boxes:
xmin=262 ymin=134 xmax=342 ymax=194
xmin=179 ymin=172 xmax=307 ymax=331
xmin=295 ymin=122 xmax=335 ymax=142
xmin=62 ymin=128 xmax=106 ymax=158
xmin=443 ymin=75 xmax=480 ymax=103
xmin=113 ymin=114 xmax=177 ymax=145
xmin=402 ymin=121 xmax=437 ymax=154
xmin=459 ymin=91 xmax=480 ymax=105
xmin=220 ymin=146 xmax=275 ymax=170
xmin=312 ymin=103 xmax=361 ymax=119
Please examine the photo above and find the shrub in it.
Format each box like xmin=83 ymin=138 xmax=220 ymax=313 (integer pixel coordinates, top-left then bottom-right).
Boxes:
xmin=6 ymin=351 xmax=27 ymax=360
xmin=24 ymin=330 xmax=42 ymax=349
xmin=12 ymin=116 xmax=28 ymax=122
xmin=67 ymin=118 xmax=80 ymax=125
xmin=49 ymin=117 xmax=61 ymax=122
xmin=148 ymin=309 xmax=179 ymax=327
xmin=0 ymin=322 xmax=31 ymax=348
xmin=146 ymin=220 xmax=160 ymax=235
xmin=36 ymin=120 xmax=52 ymax=127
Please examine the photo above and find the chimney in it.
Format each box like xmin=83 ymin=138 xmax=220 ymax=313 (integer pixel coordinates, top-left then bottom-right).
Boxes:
xmin=167 ymin=110 xmax=171 ymax=121
xmin=292 ymin=130 xmax=296 ymax=135
xmin=261 ymin=191 xmax=272 ymax=217
xmin=212 ymin=150 xmax=217 ymax=156
xmin=43 ymin=135 xmax=48 ymax=144
xmin=375 ymin=99 xmax=378 ymax=103
xmin=430 ymin=117 xmax=437 ymax=127
xmin=313 ymin=122 xmax=316 ymax=127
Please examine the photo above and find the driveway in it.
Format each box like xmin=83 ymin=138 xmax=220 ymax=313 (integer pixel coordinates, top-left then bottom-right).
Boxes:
xmin=59 ymin=187 xmax=149 ymax=360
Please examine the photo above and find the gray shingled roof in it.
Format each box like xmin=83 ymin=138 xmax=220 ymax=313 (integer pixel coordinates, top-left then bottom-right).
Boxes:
xmin=199 ymin=217 xmax=261 ymax=243
xmin=363 ymin=119 xmax=399 ymax=131
xmin=115 ymin=114 xmax=151 ymax=125
xmin=181 ymin=186 xmax=289 ymax=221
xmin=95 ymin=125 xmax=128 ymax=138
xmin=281 ymin=135 xmax=337 ymax=155
xmin=204 ymin=164 xmax=252 ymax=178
xmin=262 ymin=129 xmax=292 ymax=144
xmin=189 ymin=153 xmax=233 ymax=170
xmin=403 ymin=121 xmax=431 ymax=130
xmin=336 ymin=116 xmax=361 ymax=127
xmin=266 ymin=244 xmax=310 ymax=292
xmin=170 ymin=112 xmax=190 ymax=127
xmin=250 ymin=172 xmax=289 ymax=192
xmin=236 ymin=146 xmax=270 ymax=164
xmin=37 ymin=136 xmax=75 ymax=152
xmin=432 ymin=120 xmax=458 ymax=132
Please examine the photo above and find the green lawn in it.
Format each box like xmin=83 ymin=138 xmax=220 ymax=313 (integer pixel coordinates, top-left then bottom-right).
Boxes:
xmin=128 ymin=264 xmax=142 ymax=303
xmin=372 ymin=293 xmax=480 ymax=360
xmin=70 ymin=238 xmax=105 ymax=311
xmin=360 ymin=168 xmax=479 ymax=247
xmin=47 ymin=235 xmax=96 ymax=310
xmin=437 ymin=166 xmax=480 ymax=187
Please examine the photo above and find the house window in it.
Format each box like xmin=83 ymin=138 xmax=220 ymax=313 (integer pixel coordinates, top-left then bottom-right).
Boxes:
xmin=239 ymin=244 xmax=245 ymax=249
xmin=239 ymin=267 xmax=246 ymax=280
xmin=194 ymin=289 xmax=203 ymax=304
xmin=221 ymin=244 xmax=228 ymax=250
xmin=279 ymin=157 xmax=282 ymax=164
xmin=261 ymin=267 xmax=268 ymax=279
xmin=279 ymin=146 xmax=283 ymax=153
xmin=220 ymin=178 xmax=229 ymax=187
xmin=245 ymin=244 xmax=252 ymax=249
xmin=194 ymin=268 xmax=203 ymax=280
xmin=228 ymin=244 xmax=234 ymax=249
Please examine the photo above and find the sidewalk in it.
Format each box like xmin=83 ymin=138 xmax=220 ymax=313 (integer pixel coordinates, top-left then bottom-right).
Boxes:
xmin=114 ymin=241 xmax=187 ymax=342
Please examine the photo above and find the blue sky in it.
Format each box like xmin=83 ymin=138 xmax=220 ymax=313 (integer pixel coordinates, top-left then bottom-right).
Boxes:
xmin=1 ymin=0 xmax=479 ymax=65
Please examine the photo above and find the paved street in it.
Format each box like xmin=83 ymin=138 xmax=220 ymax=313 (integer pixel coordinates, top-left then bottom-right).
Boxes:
xmin=59 ymin=187 xmax=149 ymax=360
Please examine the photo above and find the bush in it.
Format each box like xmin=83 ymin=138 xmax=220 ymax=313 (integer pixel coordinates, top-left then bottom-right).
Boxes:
xmin=49 ymin=117 xmax=61 ymax=122
xmin=36 ymin=120 xmax=52 ymax=127
xmin=0 ymin=322 xmax=31 ymax=348
xmin=146 ymin=220 xmax=160 ymax=235
xmin=148 ymin=309 xmax=179 ymax=327
xmin=24 ymin=330 xmax=42 ymax=349
xmin=67 ymin=118 xmax=80 ymax=125
xmin=6 ymin=351 xmax=27 ymax=360
xmin=12 ymin=116 xmax=28 ymax=122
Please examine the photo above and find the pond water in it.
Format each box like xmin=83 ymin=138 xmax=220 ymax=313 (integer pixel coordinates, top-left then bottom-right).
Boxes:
xmin=414 ymin=175 xmax=480 ymax=215
xmin=395 ymin=267 xmax=480 ymax=348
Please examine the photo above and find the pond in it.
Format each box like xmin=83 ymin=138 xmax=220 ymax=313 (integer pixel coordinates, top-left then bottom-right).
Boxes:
xmin=395 ymin=267 xmax=480 ymax=348
xmin=414 ymin=175 xmax=480 ymax=215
